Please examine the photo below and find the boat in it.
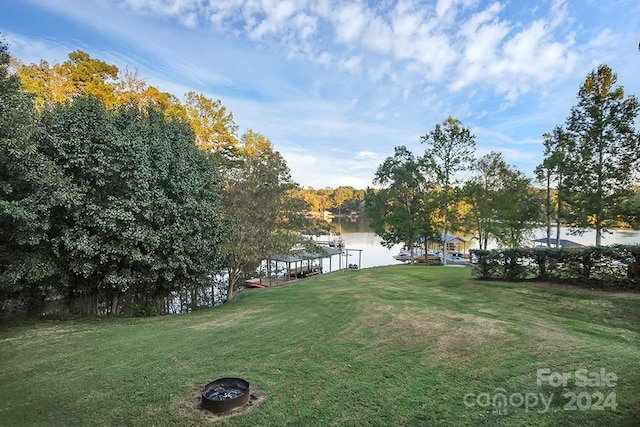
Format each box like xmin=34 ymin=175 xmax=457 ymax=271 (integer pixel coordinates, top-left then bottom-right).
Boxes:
xmin=394 ymin=248 xmax=470 ymax=265
xmin=393 ymin=248 xmax=440 ymax=263
xmin=438 ymin=251 xmax=471 ymax=265
xmin=328 ymin=236 xmax=345 ymax=248
xmin=444 ymin=254 xmax=471 ymax=265
xmin=393 ymin=248 xmax=423 ymax=261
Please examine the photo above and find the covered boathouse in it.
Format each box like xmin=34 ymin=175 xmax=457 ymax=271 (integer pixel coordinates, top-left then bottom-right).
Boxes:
xmin=246 ymin=245 xmax=363 ymax=288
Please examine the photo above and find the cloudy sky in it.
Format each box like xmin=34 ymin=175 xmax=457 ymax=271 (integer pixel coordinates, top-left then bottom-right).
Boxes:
xmin=1 ymin=0 xmax=639 ymax=188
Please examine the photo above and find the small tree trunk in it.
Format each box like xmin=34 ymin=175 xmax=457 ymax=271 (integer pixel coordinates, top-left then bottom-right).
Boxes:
xmin=226 ymin=268 xmax=238 ymax=302
xmin=111 ymin=293 xmax=119 ymax=316
xmin=442 ymin=185 xmax=450 ymax=266
xmin=190 ymin=287 xmax=198 ymax=311
xmin=555 ymin=183 xmax=562 ymax=248
xmin=546 ymin=173 xmax=551 ymax=247
xmin=442 ymin=214 xmax=448 ymax=266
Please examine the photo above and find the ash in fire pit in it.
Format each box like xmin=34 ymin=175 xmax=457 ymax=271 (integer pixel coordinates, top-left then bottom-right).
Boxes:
xmin=204 ymin=386 xmax=244 ymax=401
xmin=201 ymin=378 xmax=250 ymax=413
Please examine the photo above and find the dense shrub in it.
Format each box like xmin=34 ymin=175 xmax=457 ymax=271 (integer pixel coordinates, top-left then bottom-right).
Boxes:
xmin=471 ymin=244 xmax=640 ymax=290
xmin=1 ymin=80 xmax=227 ymax=317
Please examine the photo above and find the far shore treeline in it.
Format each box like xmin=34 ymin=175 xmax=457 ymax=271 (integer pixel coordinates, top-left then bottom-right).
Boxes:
xmin=1 ymin=39 xmax=639 ymax=318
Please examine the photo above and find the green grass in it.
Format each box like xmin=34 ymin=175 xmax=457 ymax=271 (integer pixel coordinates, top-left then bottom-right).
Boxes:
xmin=1 ymin=266 xmax=639 ymax=426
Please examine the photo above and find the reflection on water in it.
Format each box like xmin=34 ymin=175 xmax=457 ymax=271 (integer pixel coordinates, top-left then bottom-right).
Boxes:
xmin=610 ymin=229 xmax=640 ymax=238
xmin=327 ymin=219 xmax=640 ymax=270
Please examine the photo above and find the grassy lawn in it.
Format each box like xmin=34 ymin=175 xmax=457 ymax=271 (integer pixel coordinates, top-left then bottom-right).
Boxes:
xmin=1 ymin=265 xmax=639 ymax=426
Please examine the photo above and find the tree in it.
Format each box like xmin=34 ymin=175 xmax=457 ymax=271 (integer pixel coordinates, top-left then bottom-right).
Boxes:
xmin=331 ymin=186 xmax=356 ymax=213
xmin=40 ymin=96 xmax=226 ymax=315
xmin=183 ymin=91 xmax=238 ymax=160
xmin=63 ymin=51 xmax=119 ymax=105
xmin=535 ymin=127 xmax=573 ymax=247
xmin=491 ymin=167 xmax=541 ymax=247
xmin=0 ymin=40 xmax=68 ymax=313
xmin=564 ymin=64 xmax=640 ymax=246
xmin=421 ymin=117 xmax=475 ymax=263
xmin=464 ymin=152 xmax=508 ymax=249
xmin=16 ymin=51 xmax=119 ymax=108
xmin=221 ymin=130 xmax=312 ymax=302
xmin=463 ymin=152 xmax=541 ymax=248
xmin=300 ymin=188 xmax=324 ymax=213
xmin=365 ymin=146 xmax=437 ymax=260
xmin=619 ymin=185 xmax=640 ymax=229
xmin=113 ymin=68 xmax=184 ymax=117
xmin=16 ymin=53 xmax=188 ymax=122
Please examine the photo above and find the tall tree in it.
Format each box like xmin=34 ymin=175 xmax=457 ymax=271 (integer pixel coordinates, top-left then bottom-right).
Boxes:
xmin=564 ymin=64 xmax=640 ymax=245
xmin=535 ymin=127 xmax=573 ymax=247
xmin=464 ymin=152 xmax=540 ymax=248
xmin=221 ymin=130 xmax=311 ymax=302
xmin=491 ymin=167 xmax=541 ymax=247
xmin=0 ymin=40 xmax=68 ymax=312
xmin=464 ymin=152 xmax=509 ymax=249
xmin=16 ymin=51 xmax=119 ymax=108
xmin=40 ymin=96 xmax=225 ymax=315
xmin=421 ymin=117 xmax=475 ymax=263
xmin=183 ymin=91 xmax=238 ymax=160
xmin=16 ymin=53 xmax=187 ymax=121
xmin=365 ymin=146 xmax=436 ymax=260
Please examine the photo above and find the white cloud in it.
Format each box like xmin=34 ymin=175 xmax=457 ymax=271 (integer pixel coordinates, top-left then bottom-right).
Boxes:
xmin=339 ymin=55 xmax=363 ymax=73
xmin=117 ymin=0 xmax=205 ymax=26
xmin=106 ymin=0 xmax=584 ymax=106
xmin=361 ymin=16 xmax=393 ymax=54
xmin=248 ymin=0 xmax=298 ymax=39
xmin=332 ymin=2 xmax=370 ymax=44
xmin=357 ymin=151 xmax=377 ymax=159
xmin=6 ymin=0 xmax=638 ymax=188
xmin=449 ymin=1 xmax=577 ymax=102
xmin=2 ymin=32 xmax=71 ymax=64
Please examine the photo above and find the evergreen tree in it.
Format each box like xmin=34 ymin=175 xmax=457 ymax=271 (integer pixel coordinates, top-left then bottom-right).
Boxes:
xmin=564 ymin=64 xmax=640 ymax=245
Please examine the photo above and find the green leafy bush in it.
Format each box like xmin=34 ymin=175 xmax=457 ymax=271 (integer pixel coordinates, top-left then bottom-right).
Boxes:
xmin=471 ymin=244 xmax=640 ymax=289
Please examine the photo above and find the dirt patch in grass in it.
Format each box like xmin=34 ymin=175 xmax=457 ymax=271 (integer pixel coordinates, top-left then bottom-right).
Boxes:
xmin=176 ymin=383 xmax=267 ymax=424
xmin=433 ymin=312 xmax=505 ymax=347
xmin=522 ymin=317 xmax=582 ymax=357
xmin=345 ymin=304 xmax=510 ymax=366
xmin=0 ymin=324 xmax=92 ymax=344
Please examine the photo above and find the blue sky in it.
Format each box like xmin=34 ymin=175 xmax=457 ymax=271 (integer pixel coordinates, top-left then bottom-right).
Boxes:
xmin=1 ymin=0 xmax=639 ymax=189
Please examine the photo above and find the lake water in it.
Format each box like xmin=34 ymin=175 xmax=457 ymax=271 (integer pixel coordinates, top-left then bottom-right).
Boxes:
xmin=326 ymin=220 xmax=640 ymax=271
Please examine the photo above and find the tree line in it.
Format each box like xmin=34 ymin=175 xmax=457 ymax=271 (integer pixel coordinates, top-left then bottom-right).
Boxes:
xmin=2 ymin=39 xmax=639 ymax=316
xmin=297 ymin=186 xmax=366 ymax=216
xmin=1 ymin=41 xmax=325 ymax=317
xmin=365 ymin=64 xmax=640 ymax=259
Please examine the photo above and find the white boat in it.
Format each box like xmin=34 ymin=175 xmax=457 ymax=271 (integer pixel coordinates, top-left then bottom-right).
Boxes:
xmin=445 ymin=254 xmax=470 ymax=264
xmin=328 ymin=236 xmax=345 ymax=248
xmin=393 ymin=247 xmax=426 ymax=261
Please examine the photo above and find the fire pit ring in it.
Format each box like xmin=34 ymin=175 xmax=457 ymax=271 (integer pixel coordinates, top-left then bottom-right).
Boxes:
xmin=201 ymin=377 xmax=250 ymax=413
